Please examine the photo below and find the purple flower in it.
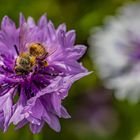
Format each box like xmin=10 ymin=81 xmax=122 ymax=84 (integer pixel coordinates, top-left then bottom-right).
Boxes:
xmin=0 ymin=13 xmax=89 ymax=133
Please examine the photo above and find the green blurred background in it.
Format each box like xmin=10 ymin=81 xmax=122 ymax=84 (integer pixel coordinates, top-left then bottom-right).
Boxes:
xmin=0 ymin=0 xmax=140 ymax=139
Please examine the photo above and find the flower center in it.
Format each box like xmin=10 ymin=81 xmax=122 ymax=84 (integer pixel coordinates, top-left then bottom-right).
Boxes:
xmin=14 ymin=43 xmax=48 ymax=75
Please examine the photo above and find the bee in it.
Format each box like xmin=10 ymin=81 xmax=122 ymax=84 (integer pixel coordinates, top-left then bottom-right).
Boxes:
xmin=28 ymin=43 xmax=48 ymax=59
xmin=15 ymin=43 xmax=49 ymax=75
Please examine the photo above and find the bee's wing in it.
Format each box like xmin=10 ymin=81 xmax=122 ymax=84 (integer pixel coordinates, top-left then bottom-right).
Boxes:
xmin=47 ymin=47 xmax=57 ymax=57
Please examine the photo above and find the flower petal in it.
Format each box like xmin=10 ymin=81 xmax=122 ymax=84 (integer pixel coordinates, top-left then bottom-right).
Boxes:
xmin=48 ymin=114 xmax=61 ymax=132
xmin=19 ymin=13 xmax=26 ymax=26
xmin=38 ymin=14 xmax=47 ymax=28
xmin=30 ymin=121 xmax=44 ymax=134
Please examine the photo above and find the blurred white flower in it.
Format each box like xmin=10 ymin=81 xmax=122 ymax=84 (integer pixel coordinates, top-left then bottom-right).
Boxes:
xmin=89 ymin=2 xmax=140 ymax=103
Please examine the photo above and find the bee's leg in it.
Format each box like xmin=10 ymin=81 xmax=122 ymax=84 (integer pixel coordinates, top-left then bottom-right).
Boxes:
xmin=42 ymin=60 xmax=48 ymax=67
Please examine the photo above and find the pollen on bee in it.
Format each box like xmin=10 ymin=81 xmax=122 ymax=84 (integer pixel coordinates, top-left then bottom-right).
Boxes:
xmin=30 ymin=56 xmax=36 ymax=66
xmin=42 ymin=61 xmax=49 ymax=67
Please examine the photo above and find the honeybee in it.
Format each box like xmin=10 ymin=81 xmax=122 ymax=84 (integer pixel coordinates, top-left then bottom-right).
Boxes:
xmin=15 ymin=43 xmax=48 ymax=75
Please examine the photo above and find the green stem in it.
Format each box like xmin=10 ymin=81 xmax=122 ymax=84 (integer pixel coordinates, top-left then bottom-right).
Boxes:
xmin=33 ymin=134 xmax=40 ymax=140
